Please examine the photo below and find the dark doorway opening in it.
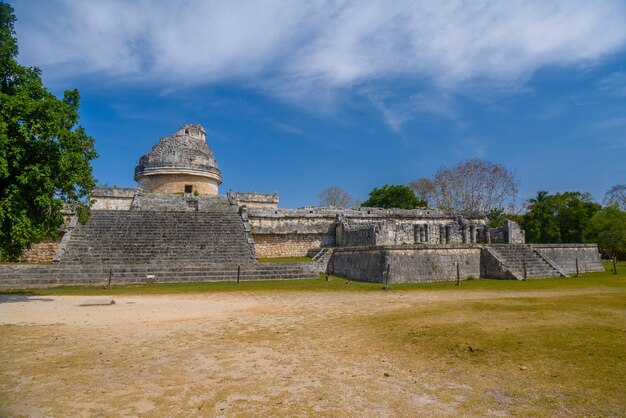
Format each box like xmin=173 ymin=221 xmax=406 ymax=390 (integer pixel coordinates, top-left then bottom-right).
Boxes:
xmin=184 ymin=185 xmax=193 ymax=194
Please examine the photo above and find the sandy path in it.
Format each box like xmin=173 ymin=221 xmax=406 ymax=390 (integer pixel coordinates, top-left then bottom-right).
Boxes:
xmin=0 ymin=288 xmax=620 ymax=417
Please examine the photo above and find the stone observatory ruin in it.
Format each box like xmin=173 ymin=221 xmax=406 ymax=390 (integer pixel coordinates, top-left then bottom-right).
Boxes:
xmin=134 ymin=124 xmax=222 ymax=196
xmin=0 ymin=124 xmax=604 ymax=290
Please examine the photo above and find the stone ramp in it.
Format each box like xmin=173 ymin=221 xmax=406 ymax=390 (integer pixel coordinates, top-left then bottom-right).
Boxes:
xmin=60 ymin=203 xmax=254 ymax=265
xmin=488 ymin=245 xmax=563 ymax=279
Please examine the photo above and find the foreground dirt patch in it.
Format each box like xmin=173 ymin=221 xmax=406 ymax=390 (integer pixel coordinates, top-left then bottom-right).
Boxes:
xmin=1 ymin=289 xmax=624 ymax=416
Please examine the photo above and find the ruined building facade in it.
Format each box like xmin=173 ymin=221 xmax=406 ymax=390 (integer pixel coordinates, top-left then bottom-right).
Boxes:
xmin=2 ymin=124 xmax=603 ymax=290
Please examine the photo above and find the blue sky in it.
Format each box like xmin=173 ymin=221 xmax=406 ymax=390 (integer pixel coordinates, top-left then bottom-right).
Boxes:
xmin=11 ymin=0 xmax=626 ymax=208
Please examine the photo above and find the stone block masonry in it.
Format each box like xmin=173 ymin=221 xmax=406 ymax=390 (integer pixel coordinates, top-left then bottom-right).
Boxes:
xmin=252 ymin=234 xmax=333 ymax=258
xmin=136 ymin=173 xmax=219 ymax=196
xmin=17 ymin=240 xmax=59 ymax=263
xmin=245 ymin=206 xmax=496 ymax=258
xmin=331 ymin=245 xmax=482 ymax=283
xmin=329 ymin=244 xmax=604 ymax=283
xmin=91 ymin=187 xmax=136 ymax=210
xmin=0 ymin=261 xmax=323 ymax=291
xmin=530 ymin=244 xmax=604 ymax=274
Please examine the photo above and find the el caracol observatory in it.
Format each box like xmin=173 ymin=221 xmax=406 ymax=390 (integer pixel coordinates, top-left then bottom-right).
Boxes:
xmin=3 ymin=122 xmax=603 ymax=291
xmin=134 ymin=124 xmax=222 ymax=195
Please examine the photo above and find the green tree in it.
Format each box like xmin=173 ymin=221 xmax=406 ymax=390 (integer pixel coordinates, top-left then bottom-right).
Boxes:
xmin=523 ymin=192 xmax=601 ymax=243
xmin=0 ymin=3 xmax=97 ymax=260
xmin=362 ymin=184 xmax=424 ymax=209
xmin=586 ymin=206 xmax=626 ymax=273
xmin=528 ymin=190 xmax=550 ymax=208
xmin=486 ymin=207 xmax=506 ymax=228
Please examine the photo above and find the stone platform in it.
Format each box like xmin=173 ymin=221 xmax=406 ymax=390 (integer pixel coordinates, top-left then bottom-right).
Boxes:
xmin=329 ymin=243 xmax=604 ymax=283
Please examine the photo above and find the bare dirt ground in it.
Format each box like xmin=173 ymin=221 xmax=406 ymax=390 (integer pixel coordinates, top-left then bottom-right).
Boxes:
xmin=0 ymin=288 xmax=624 ymax=417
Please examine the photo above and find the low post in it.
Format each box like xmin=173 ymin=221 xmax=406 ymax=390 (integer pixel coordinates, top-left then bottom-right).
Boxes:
xmin=575 ymin=258 xmax=579 ymax=277
xmin=237 ymin=264 xmax=241 ymax=285
xmin=523 ymin=260 xmax=527 ymax=281
xmin=108 ymin=267 xmax=112 ymax=289
xmin=456 ymin=263 xmax=460 ymax=286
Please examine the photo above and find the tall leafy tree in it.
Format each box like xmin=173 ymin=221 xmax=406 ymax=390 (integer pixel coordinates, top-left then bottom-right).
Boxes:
xmin=523 ymin=192 xmax=601 ymax=243
xmin=586 ymin=206 xmax=626 ymax=273
xmin=0 ymin=3 xmax=97 ymax=259
xmin=362 ymin=185 xmax=424 ymax=209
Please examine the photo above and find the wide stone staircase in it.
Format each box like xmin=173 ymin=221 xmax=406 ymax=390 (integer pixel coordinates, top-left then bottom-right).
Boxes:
xmin=61 ymin=209 xmax=254 ymax=264
xmin=488 ymin=245 xmax=563 ymax=279
xmin=0 ymin=195 xmax=325 ymax=289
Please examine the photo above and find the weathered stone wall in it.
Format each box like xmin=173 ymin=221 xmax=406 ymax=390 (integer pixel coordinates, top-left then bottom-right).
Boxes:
xmin=530 ymin=244 xmax=604 ymax=274
xmin=252 ymin=234 xmax=332 ymax=258
xmin=246 ymin=206 xmax=489 ymax=257
xmin=0 ymin=261 xmax=323 ymax=291
xmin=137 ymin=173 xmax=219 ymax=195
xmin=92 ymin=187 xmax=136 ymax=210
xmin=336 ymin=224 xmax=377 ymax=247
xmin=386 ymin=247 xmax=482 ymax=283
xmin=228 ymin=192 xmax=279 ymax=209
xmin=488 ymin=220 xmax=525 ymax=244
xmin=17 ymin=240 xmax=59 ymax=263
xmin=330 ymin=245 xmax=482 ymax=283
xmin=328 ymin=247 xmax=386 ymax=282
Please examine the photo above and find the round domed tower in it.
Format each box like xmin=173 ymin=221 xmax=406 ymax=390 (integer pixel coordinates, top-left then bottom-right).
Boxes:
xmin=134 ymin=124 xmax=222 ymax=195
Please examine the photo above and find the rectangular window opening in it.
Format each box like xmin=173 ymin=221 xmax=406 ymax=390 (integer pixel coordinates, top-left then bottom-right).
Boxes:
xmin=184 ymin=185 xmax=193 ymax=194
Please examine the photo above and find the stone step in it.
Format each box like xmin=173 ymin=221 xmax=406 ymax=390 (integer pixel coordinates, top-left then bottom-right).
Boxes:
xmin=59 ymin=209 xmax=254 ymax=264
xmin=0 ymin=261 xmax=323 ymax=290
xmin=490 ymin=245 xmax=560 ymax=279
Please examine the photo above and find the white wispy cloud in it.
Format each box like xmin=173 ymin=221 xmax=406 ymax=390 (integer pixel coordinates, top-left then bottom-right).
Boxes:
xmin=13 ymin=0 xmax=626 ymax=128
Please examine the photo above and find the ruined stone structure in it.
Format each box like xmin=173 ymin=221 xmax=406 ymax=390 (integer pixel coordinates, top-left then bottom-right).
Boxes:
xmin=0 ymin=123 xmax=605 ymax=290
xmin=134 ymin=124 xmax=222 ymax=195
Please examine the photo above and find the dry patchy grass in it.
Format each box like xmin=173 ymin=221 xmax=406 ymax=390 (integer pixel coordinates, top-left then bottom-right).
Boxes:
xmin=0 ymin=264 xmax=624 ymax=416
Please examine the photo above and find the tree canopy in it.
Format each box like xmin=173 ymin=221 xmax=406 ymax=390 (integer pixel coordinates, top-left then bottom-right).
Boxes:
xmin=362 ymin=184 xmax=424 ymax=209
xmin=586 ymin=205 xmax=626 ymax=272
xmin=0 ymin=3 xmax=97 ymax=259
xmin=522 ymin=192 xmax=601 ymax=244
